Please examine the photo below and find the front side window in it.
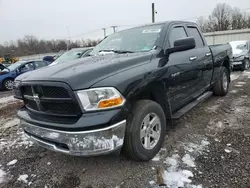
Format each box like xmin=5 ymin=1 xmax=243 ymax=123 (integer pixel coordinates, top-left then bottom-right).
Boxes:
xmin=90 ymin=24 xmax=164 ymax=55
xmin=169 ymin=26 xmax=188 ymax=47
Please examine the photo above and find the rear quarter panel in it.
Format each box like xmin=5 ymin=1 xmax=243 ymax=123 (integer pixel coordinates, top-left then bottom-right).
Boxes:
xmin=209 ymin=44 xmax=232 ymax=84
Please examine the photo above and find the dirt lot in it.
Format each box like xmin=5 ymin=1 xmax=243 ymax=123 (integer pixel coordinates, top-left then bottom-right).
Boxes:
xmin=0 ymin=71 xmax=249 ymax=188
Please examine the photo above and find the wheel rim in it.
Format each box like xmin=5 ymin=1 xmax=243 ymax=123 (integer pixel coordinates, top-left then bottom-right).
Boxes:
xmin=5 ymin=80 xmax=13 ymax=90
xmin=222 ymin=72 xmax=228 ymax=91
xmin=140 ymin=113 xmax=161 ymax=150
xmin=245 ymin=60 xmax=250 ymax=70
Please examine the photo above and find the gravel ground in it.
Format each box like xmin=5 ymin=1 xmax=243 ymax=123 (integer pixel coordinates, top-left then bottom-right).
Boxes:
xmin=0 ymin=71 xmax=249 ymax=188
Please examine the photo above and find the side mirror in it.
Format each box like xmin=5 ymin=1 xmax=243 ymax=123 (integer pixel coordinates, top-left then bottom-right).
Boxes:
xmin=166 ymin=37 xmax=196 ymax=55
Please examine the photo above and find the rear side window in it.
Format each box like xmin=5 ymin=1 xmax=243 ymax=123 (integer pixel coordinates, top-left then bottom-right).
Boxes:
xmin=187 ymin=27 xmax=204 ymax=48
xmin=169 ymin=26 xmax=187 ymax=47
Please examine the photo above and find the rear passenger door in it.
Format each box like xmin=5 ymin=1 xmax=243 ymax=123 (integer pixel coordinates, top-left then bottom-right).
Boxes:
xmin=166 ymin=25 xmax=205 ymax=111
xmin=186 ymin=25 xmax=213 ymax=89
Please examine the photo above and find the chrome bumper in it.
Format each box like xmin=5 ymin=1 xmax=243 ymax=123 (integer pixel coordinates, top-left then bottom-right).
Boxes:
xmin=21 ymin=120 xmax=126 ymax=156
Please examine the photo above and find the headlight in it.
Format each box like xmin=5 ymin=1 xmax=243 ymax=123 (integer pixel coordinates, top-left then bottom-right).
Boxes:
xmin=76 ymin=87 xmax=125 ymax=111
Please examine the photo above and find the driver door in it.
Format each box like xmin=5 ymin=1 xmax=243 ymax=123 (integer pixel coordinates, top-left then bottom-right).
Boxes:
xmin=166 ymin=25 xmax=205 ymax=111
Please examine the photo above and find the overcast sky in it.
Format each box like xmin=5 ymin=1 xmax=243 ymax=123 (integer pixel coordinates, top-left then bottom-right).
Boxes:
xmin=0 ymin=0 xmax=249 ymax=43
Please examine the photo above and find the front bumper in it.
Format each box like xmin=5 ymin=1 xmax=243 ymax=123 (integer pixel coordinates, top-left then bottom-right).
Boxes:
xmin=21 ymin=119 xmax=126 ymax=156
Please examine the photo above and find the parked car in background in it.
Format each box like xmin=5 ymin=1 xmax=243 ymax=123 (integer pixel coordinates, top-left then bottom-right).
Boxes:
xmin=49 ymin=47 xmax=93 ymax=66
xmin=14 ymin=21 xmax=232 ymax=161
xmin=230 ymin=40 xmax=250 ymax=71
xmin=0 ymin=60 xmax=49 ymax=90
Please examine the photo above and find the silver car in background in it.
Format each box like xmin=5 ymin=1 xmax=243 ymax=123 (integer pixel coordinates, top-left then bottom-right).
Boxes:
xmin=230 ymin=40 xmax=250 ymax=71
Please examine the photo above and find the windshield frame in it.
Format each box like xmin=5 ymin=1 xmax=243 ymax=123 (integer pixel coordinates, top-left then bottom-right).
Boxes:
xmin=90 ymin=23 xmax=165 ymax=56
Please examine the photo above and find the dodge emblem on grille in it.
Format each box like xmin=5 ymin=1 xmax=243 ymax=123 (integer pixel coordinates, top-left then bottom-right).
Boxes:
xmin=33 ymin=94 xmax=40 ymax=105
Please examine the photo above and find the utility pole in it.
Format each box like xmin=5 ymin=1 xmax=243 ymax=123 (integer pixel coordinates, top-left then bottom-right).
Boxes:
xmin=152 ymin=3 xmax=155 ymax=23
xmin=102 ymin=28 xmax=106 ymax=38
xmin=66 ymin=26 xmax=71 ymax=51
xmin=111 ymin=26 xmax=117 ymax=33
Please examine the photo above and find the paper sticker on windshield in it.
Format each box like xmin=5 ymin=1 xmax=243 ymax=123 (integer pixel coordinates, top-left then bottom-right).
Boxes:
xmin=142 ymin=29 xmax=161 ymax=33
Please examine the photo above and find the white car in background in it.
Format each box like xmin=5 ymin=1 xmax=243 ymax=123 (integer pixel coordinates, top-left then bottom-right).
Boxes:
xmin=229 ymin=40 xmax=250 ymax=71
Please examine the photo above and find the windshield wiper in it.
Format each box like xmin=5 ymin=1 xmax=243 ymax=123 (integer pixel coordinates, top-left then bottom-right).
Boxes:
xmin=99 ymin=50 xmax=134 ymax=54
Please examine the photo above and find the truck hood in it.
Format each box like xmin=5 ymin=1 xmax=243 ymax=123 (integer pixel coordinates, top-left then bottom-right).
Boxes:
xmin=17 ymin=52 xmax=152 ymax=90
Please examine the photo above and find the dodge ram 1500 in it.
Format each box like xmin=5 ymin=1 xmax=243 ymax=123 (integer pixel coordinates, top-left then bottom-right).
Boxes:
xmin=14 ymin=21 xmax=232 ymax=161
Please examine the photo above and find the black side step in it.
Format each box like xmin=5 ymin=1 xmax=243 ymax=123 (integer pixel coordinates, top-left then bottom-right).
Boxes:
xmin=172 ymin=91 xmax=213 ymax=120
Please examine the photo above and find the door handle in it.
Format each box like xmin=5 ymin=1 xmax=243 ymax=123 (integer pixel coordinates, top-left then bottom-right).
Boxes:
xmin=205 ymin=53 xmax=211 ymax=57
xmin=189 ymin=56 xmax=197 ymax=61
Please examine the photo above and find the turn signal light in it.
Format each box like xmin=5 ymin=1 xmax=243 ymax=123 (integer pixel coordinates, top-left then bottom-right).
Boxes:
xmin=98 ymin=97 xmax=124 ymax=108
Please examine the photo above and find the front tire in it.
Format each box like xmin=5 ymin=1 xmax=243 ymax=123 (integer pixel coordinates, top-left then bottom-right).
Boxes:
xmin=213 ymin=67 xmax=229 ymax=96
xmin=123 ymin=100 xmax=166 ymax=161
xmin=3 ymin=79 xmax=14 ymax=90
xmin=241 ymin=59 xmax=250 ymax=71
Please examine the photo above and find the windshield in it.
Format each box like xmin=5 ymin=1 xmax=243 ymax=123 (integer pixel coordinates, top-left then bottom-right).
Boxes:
xmin=7 ymin=62 xmax=24 ymax=71
xmin=52 ymin=49 xmax=88 ymax=64
xmin=90 ymin=24 xmax=164 ymax=56
xmin=230 ymin=41 xmax=248 ymax=54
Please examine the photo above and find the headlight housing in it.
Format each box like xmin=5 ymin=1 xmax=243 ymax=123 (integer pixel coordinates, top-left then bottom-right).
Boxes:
xmin=76 ymin=87 xmax=125 ymax=111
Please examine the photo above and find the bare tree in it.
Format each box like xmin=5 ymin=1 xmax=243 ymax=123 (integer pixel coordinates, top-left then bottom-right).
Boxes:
xmin=231 ymin=8 xmax=249 ymax=29
xmin=196 ymin=17 xmax=210 ymax=32
xmin=211 ymin=3 xmax=232 ymax=31
xmin=196 ymin=3 xmax=250 ymax=32
xmin=247 ymin=16 xmax=250 ymax=28
xmin=0 ymin=35 xmax=102 ymax=57
xmin=23 ymin=35 xmax=39 ymax=54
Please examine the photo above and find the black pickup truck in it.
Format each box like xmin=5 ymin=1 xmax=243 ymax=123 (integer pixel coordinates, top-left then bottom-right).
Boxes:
xmin=14 ymin=21 xmax=232 ymax=161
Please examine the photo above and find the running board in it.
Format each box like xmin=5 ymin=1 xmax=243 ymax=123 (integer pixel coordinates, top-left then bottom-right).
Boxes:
xmin=172 ymin=91 xmax=213 ymax=120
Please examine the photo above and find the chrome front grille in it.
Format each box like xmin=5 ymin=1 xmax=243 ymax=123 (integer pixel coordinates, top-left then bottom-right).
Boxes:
xmin=21 ymin=84 xmax=81 ymax=116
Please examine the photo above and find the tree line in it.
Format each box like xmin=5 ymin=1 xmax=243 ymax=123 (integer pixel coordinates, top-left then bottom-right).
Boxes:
xmin=197 ymin=3 xmax=250 ymax=32
xmin=0 ymin=36 xmax=101 ymax=57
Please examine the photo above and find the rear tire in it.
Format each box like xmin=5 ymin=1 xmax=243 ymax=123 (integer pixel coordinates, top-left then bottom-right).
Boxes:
xmin=3 ymin=79 xmax=14 ymax=90
xmin=213 ymin=67 xmax=229 ymax=96
xmin=123 ymin=100 xmax=166 ymax=161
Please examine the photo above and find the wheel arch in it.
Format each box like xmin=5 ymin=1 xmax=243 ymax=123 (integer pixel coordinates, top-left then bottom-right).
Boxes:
xmin=126 ymin=81 xmax=172 ymax=120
